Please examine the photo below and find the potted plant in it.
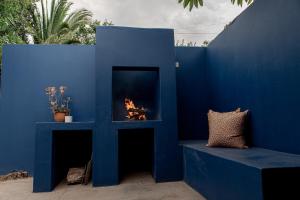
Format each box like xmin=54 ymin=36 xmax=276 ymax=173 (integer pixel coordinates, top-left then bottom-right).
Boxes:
xmin=45 ymin=86 xmax=71 ymax=122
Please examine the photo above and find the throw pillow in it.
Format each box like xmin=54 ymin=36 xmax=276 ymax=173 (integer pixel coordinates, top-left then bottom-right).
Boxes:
xmin=207 ymin=109 xmax=248 ymax=148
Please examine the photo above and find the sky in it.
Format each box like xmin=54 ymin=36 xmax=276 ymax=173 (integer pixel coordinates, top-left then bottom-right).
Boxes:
xmin=71 ymin=0 xmax=248 ymax=46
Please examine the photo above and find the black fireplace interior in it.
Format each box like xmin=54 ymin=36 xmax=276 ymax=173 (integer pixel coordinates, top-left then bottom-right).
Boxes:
xmin=118 ymin=128 xmax=154 ymax=181
xmin=112 ymin=66 xmax=160 ymax=121
xmin=52 ymin=130 xmax=92 ymax=186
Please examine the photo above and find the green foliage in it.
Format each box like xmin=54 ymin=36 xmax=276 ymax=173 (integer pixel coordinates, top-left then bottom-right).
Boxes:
xmin=0 ymin=48 xmax=2 ymax=73
xmin=175 ymin=39 xmax=210 ymax=47
xmin=230 ymin=0 xmax=253 ymax=6
xmin=0 ymin=0 xmax=35 ymax=73
xmin=0 ymin=0 xmax=35 ymax=43
xmin=74 ymin=19 xmax=113 ymax=45
xmin=201 ymin=40 xmax=209 ymax=47
xmin=32 ymin=0 xmax=93 ymax=44
xmin=178 ymin=0 xmax=253 ymax=11
xmin=178 ymin=0 xmax=203 ymax=11
xmin=176 ymin=39 xmax=197 ymax=47
xmin=0 ymin=0 xmax=112 ymax=74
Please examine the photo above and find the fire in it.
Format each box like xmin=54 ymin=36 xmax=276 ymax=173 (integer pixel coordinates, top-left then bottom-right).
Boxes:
xmin=124 ymin=98 xmax=147 ymax=120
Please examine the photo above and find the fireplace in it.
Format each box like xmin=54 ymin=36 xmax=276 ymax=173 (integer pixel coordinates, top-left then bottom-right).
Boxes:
xmin=118 ymin=128 xmax=154 ymax=181
xmin=112 ymin=67 xmax=160 ymax=121
xmin=95 ymin=27 xmax=181 ymax=186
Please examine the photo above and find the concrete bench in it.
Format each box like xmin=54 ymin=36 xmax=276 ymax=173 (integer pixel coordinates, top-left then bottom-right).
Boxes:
xmin=181 ymin=140 xmax=300 ymax=200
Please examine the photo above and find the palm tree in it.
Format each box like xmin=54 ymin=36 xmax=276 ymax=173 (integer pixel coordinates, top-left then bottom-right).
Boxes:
xmin=178 ymin=0 xmax=253 ymax=11
xmin=32 ymin=0 xmax=92 ymax=44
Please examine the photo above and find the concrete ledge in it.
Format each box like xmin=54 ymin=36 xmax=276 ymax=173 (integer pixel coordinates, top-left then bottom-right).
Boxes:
xmin=182 ymin=140 xmax=300 ymax=200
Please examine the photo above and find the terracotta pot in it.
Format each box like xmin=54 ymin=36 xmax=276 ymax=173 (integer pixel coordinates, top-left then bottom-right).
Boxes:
xmin=54 ymin=112 xmax=66 ymax=122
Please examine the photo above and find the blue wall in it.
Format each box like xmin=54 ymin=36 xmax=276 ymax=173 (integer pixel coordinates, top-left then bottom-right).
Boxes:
xmin=0 ymin=45 xmax=95 ymax=174
xmin=206 ymin=0 xmax=300 ymax=154
xmin=4 ymin=0 xmax=300 ymax=176
xmin=175 ymin=47 xmax=208 ymax=140
xmin=0 ymin=40 xmax=199 ymax=175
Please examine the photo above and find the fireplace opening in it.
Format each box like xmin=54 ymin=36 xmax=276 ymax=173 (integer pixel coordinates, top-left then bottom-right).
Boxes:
xmin=118 ymin=128 xmax=154 ymax=182
xmin=112 ymin=66 xmax=160 ymax=121
xmin=52 ymin=130 xmax=92 ymax=187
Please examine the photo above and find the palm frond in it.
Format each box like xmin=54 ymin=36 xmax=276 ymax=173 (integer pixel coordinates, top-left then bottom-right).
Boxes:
xmin=65 ymin=9 xmax=92 ymax=30
xmin=178 ymin=0 xmax=203 ymax=11
xmin=47 ymin=0 xmax=57 ymax=35
xmin=32 ymin=0 xmax=93 ymax=44
xmin=32 ymin=3 xmax=43 ymax=43
xmin=231 ymin=0 xmax=253 ymax=6
xmin=51 ymin=0 xmax=71 ymax=34
xmin=41 ymin=0 xmax=48 ymax=40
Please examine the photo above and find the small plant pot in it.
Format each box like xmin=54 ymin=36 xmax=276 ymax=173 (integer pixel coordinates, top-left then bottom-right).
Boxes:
xmin=65 ymin=116 xmax=73 ymax=123
xmin=54 ymin=112 xmax=66 ymax=122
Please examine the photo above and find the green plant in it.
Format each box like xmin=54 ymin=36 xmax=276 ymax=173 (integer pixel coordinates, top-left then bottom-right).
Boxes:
xmin=0 ymin=0 xmax=112 ymax=74
xmin=45 ymin=86 xmax=71 ymax=114
xmin=178 ymin=0 xmax=253 ymax=11
xmin=0 ymin=0 xmax=36 ymax=73
xmin=176 ymin=39 xmax=197 ymax=47
xmin=74 ymin=19 xmax=113 ymax=45
xmin=201 ymin=40 xmax=209 ymax=47
xmin=32 ymin=0 xmax=92 ymax=44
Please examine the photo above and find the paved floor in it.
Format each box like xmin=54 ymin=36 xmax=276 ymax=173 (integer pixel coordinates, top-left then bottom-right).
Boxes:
xmin=0 ymin=173 xmax=206 ymax=200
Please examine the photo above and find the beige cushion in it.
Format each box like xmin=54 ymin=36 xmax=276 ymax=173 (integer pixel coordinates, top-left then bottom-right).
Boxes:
xmin=207 ymin=109 xmax=248 ymax=149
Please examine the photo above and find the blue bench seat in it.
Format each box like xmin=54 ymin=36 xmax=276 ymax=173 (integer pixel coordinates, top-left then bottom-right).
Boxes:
xmin=181 ymin=140 xmax=300 ymax=200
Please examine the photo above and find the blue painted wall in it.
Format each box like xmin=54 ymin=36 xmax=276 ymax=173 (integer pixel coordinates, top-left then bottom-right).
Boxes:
xmin=175 ymin=47 xmax=208 ymax=140
xmin=0 ymin=43 xmax=200 ymax=176
xmin=206 ymin=0 xmax=300 ymax=154
xmin=0 ymin=45 xmax=95 ymax=174
xmin=2 ymin=1 xmax=300 ymax=178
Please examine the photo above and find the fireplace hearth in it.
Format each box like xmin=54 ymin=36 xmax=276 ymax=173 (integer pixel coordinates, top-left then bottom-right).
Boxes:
xmin=112 ymin=67 xmax=160 ymax=121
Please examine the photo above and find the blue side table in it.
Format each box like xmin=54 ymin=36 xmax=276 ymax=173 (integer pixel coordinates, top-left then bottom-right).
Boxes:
xmin=33 ymin=122 xmax=95 ymax=192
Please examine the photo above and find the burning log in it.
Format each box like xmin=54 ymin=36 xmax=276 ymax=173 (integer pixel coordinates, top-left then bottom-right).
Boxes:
xmin=124 ymin=98 xmax=147 ymax=120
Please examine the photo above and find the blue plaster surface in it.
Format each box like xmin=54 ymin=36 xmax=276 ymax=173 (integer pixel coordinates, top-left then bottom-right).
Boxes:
xmin=175 ymin=47 xmax=208 ymax=140
xmin=183 ymin=142 xmax=263 ymax=200
xmin=0 ymin=36 xmax=202 ymax=176
xmin=182 ymin=140 xmax=300 ymax=200
xmin=181 ymin=140 xmax=300 ymax=169
xmin=206 ymin=0 xmax=300 ymax=154
xmin=0 ymin=45 xmax=95 ymax=175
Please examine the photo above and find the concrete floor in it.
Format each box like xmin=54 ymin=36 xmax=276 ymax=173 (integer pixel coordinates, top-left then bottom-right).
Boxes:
xmin=0 ymin=173 xmax=206 ymax=200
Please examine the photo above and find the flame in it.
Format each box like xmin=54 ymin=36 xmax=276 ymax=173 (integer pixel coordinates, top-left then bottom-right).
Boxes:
xmin=124 ymin=98 xmax=147 ymax=120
